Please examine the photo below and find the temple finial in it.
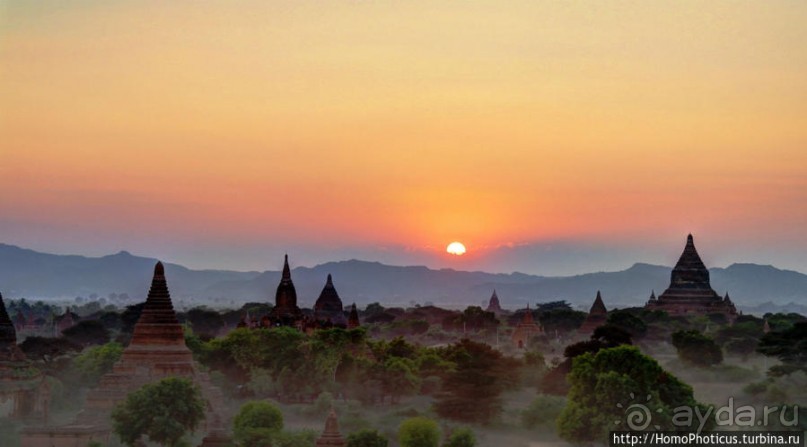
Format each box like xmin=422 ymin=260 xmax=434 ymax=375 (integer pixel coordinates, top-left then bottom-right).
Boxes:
xmin=154 ymin=261 xmax=165 ymax=277
xmin=282 ymin=254 xmax=291 ymax=279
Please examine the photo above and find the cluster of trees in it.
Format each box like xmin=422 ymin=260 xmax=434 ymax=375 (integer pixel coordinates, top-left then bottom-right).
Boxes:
xmin=189 ymin=326 xmax=521 ymax=424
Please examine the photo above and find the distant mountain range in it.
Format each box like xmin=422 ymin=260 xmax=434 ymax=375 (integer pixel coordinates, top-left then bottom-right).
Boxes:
xmin=1 ymin=243 xmax=806 ymax=314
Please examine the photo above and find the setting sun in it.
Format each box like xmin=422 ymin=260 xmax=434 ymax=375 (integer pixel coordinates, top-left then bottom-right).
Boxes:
xmin=446 ymin=242 xmax=466 ymax=256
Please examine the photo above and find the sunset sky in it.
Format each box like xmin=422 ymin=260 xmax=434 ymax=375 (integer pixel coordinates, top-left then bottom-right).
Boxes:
xmin=2 ymin=1 xmax=806 ymax=275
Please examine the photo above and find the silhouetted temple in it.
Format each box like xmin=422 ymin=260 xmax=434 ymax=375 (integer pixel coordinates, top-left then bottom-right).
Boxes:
xmin=645 ymin=234 xmax=737 ymax=320
xmin=485 ymin=290 xmax=504 ymax=314
xmin=578 ymin=291 xmax=608 ymax=334
xmin=315 ymin=408 xmax=346 ymax=447
xmin=511 ymin=304 xmax=543 ymax=349
xmin=21 ymin=262 xmax=228 ymax=447
xmin=1 ymin=292 xmax=50 ymax=422
xmin=314 ymin=274 xmax=347 ymax=327
xmin=268 ymin=255 xmax=304 ymax=326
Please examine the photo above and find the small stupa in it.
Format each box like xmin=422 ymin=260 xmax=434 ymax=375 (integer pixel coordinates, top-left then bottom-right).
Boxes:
xmin=315 ymin=408 xmax=346 ymax=447
xmin=511 ymin=304 xmax=543 ymax=349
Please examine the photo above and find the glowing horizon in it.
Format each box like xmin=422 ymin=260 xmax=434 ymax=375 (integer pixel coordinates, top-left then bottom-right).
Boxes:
xmin=1 ymin=2 xmax=806 ymax=275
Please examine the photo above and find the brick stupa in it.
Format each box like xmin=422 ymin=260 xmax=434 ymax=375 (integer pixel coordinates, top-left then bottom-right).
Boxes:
xmin=645 ymin=235 xmax=737 ymax=320
xmin=21 ymin=262 xmax=228 ymax=447
xmin=315 ymin=408 xmax=346 ymax=447
xmin=578 ymin=291 xmax=608 ymax=335
xmin=511 ymin=305 xmax=543 ymax=349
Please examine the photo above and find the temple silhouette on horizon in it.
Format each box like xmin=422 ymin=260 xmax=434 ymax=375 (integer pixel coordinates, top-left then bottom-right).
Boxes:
xmin=645 ymin=234 xmax=737 ymax=320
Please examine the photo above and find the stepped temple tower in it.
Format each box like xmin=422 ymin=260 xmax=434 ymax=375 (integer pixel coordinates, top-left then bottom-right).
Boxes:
xmin=314 ymin=274 xmax=347 ymax=326
xmin=268 ymin=255 xmax=303 ymax=326
xmin=578 ymin=291 xmax=608 ymax=335
xmin=645 ymin=234 xmax=737 ymax=320
xmin=347 ymin=303 xmax=360 ymax=329
xmin=21 ymin=262 xmax=228 ymax=447
xmin=315 ymin=408 xmax=347 ymax=447
xmin=0 ymin=292 xmax=49 ymax=421
xmin=511 ymin=305 xmax=543 ymax=349
xmin=485 ymin=290 xmax=504 ymax=314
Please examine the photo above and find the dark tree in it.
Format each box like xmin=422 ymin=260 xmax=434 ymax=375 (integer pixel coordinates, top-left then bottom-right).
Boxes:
xmin=434 ymin=339 xmax=517 ymax=424
xmin=558 ymin=346 xmax=707 ymax=444
xmin=671 ymin=330 xmax=723 ymax=367
xmin=538 ymin=308 xmax=587 ymax=335
xmin=606 ymin=311 xmax=648 ymax=338
xmin=185 ymin=307 xmax=225 ymax=338
xmin=757 ymin=321 xmax=807 ymax=376
xmin=347 ymin=429 xmax=388 ymax=447
xmin=111 ymin=377 xmax=205 ymax=447
xmin=592 ymin=324 xmax=633 ymax=347
xmin=62 ymin=320 xmax=111 ymax=347
xmin=20 ymin=336 xmax=80 ymax=366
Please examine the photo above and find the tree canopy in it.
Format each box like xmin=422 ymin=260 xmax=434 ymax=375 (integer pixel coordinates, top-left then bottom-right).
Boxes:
xmin=111 ymin=377 xmax=206 ymax=447
xmin=671 ymin=330 xmax=723 ymax=367
xmin=557 ymin=345 xmax=706 ymax=444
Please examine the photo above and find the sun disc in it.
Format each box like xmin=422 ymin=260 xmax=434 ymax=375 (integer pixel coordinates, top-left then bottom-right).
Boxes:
xmin=446 ymin=241 xmax=466 ymax=256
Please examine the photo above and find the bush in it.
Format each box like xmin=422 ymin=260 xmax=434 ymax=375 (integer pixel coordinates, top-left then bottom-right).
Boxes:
xmin=347 ymin=429 xmax=389 ymax=447
xmin=273 ymin=429 xmax=316 ymax=447
xmin=443 ymin=427 xmax=476 ymax=447
xmin=233 ymin=400 xmax=284 ymax=447
xmin=398 ymin=417 xmax=440 ymax=447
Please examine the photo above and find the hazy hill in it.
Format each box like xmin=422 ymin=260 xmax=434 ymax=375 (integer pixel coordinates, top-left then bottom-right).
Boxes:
xmin=1 ymin=243 xmax=806 ymax=312
xmin=0 ymin=243 xmax=259 ymax=301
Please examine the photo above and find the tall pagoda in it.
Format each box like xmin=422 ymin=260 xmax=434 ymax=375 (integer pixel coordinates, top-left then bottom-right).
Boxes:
xmin=21 ymin=262 xmax=228 ymax=447
xmin=645 ymin=234 xmax=737 ymax=320
xmin=268 ymin=255 xmax=303 ymax=326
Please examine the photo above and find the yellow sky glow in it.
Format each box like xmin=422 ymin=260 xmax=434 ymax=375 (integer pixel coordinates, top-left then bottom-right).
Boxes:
xmin=1 ymin=1 xmax=806 ymax=272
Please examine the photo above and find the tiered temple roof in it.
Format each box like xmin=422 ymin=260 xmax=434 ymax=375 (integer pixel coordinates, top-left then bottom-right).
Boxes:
xmin=314 ymin=274 xmax=346 ymax=326
xmin=645 ymin=235 xmax=737 ymax=320
xmin=578 ymin=291 xmax=608 ymax=334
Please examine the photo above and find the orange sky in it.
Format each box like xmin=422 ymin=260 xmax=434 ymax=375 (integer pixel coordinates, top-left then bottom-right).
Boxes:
xmin=1 ymin=1 xmax=806 ymax=274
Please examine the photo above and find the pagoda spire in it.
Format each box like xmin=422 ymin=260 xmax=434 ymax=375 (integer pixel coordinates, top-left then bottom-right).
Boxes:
xmin=282 ymin=254 xmax=291 ymax=280
xmin=590 ymin=290 xmax=607 ymax=315
xmin=0 ymin=292 xmax=17 ymax=346
xmin=129 ymin=261 xmax=185 ymax=346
